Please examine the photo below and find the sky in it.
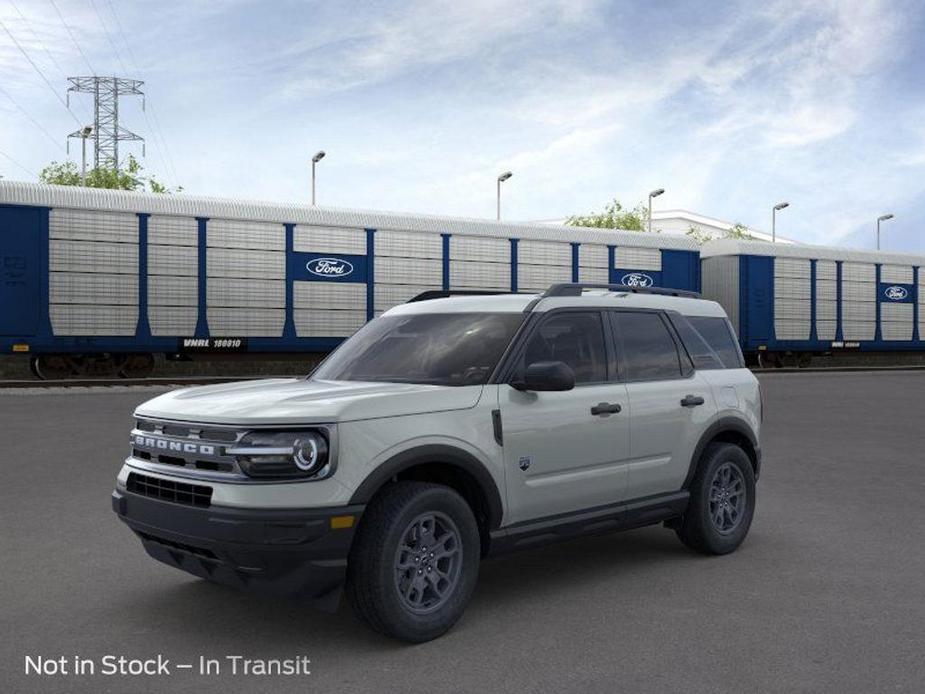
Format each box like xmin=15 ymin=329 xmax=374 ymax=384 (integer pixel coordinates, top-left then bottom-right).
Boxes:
xmin=1 ymin=0 xmax=924 ymax=251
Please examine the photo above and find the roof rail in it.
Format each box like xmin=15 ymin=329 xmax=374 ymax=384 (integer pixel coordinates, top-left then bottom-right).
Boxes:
xmin=542 ymin=283 xmax=701 ymax=299
xmin=406 ymin=289 xmax=517 ymax=303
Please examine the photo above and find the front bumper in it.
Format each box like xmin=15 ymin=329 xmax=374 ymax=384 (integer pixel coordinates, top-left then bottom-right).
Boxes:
xmin=112 ymin=488 xmax=364 ymax=608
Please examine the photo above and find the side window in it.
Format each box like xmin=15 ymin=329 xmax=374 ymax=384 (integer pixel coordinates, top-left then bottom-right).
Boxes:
xmin=517 ymin=312 xmax=607 ymax=384
xmin=687 ymin=316 xmax=744 ymax=368
xmin=669 ymin=314 xmax=724 ymax=370
xmin=612 ymin=312 xmax=683 ymax=381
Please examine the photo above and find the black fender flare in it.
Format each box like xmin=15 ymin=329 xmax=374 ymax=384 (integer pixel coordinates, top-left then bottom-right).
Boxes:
xmin=683 ymin=417 xmax=760 ymax=488
xmin=348 ymin=444 xmax=504 ymax=529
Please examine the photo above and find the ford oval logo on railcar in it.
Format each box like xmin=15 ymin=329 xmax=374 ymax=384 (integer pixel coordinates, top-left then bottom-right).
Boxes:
xmin=620 ymin=272 xmax=654 ymax=288
xmin=884 ymin=285 xmax=909 ymax=301
xmin=306 ymin=257 xmax=354 ymax=278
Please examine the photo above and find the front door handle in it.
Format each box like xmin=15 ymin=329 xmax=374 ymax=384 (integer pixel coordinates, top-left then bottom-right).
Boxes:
xmin=591 ymin=402 xmax=622 ymax=416
xmin=681 ymin=394 xmax=705 ymax=408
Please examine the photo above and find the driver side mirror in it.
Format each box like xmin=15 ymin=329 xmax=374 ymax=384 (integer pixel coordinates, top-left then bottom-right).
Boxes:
xmin=512 ymin=360 xmax=575 ymax=392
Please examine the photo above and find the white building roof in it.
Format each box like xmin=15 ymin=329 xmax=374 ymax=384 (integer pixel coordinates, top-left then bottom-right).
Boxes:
xmin=0 ymin=181 xmax=698 ymax=251
xmin=701 ymin=238 xmax=925 ymax=266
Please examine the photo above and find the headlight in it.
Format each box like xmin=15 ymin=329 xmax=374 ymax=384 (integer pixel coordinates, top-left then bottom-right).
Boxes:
xmin=229 ymin=430 xmax=331 ymax=480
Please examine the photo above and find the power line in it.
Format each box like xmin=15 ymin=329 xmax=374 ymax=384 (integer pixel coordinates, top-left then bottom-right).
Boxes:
xmin=0 ymin=84 xmax=68 ymax=154
xmin=87 ymin=0 xmax=131 ymax=76
xmin=8 ymin=0 xmax=94 ymax=123
xmin=0 ymin=147 xmax=38 ymax=177
xmin=48 ymin=0 xmax=96 ymax=75
xmin=0 ymin=17 xmax=83 ymax=127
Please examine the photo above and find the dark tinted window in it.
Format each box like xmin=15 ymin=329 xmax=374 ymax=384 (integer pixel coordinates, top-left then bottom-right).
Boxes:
xmin=613 ymin=312 xmax=682 ymax=381
xmin=670 ymin=315 xmax=724 ymax=370
xmin=517 ymin=312 xmax=607 ymax=384
xmin=312 ymin=312 xmax=524 ymax=386
xmin=688 ymin=316 xmax=744 ymax=368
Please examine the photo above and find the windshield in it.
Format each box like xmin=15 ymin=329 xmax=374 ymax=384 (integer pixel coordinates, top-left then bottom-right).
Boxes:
xmin=312 ymin=312 xmax=525 ymax=386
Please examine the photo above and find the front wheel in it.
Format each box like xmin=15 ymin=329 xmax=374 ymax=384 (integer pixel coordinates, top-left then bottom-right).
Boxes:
xmin=676 ymin=443 xmax=756 ymax=555
xmin=346 ymin=481 xmax=480 ymax=642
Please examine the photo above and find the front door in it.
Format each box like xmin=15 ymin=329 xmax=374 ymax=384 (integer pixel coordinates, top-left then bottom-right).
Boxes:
xmin=500 ymin=310 xmax=631 ymax=525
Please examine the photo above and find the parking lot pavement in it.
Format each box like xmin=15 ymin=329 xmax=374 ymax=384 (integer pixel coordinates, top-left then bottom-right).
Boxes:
xmin=2 ymin=371 xmax=924 ymax=694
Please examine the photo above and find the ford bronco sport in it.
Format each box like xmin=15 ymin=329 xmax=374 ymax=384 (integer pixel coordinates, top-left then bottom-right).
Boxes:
xmin=112 ymin=283 xmax=761 ymax=642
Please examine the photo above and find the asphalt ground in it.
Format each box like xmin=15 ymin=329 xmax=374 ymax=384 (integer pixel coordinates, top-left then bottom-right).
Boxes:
xmin=2 ymin=372 xmax=924 ymax=693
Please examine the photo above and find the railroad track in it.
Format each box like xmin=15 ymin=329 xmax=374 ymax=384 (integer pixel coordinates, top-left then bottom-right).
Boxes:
xmin=3 ymin=365 xmax=925 ymax=388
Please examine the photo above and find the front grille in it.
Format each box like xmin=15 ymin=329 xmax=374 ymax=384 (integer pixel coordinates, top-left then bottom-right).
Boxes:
xmin=137 ymin=531 xmax=217 ymax=559
xmin=130 ymin=419 xmax=244 ymax=478
xmin=127 ymin=472 xmax=212 ymax=508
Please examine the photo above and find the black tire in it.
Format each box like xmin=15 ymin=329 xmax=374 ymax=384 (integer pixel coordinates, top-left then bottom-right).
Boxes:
xmin=676 ymin=443 xmax=756 ymax=555
xmin=346 ymin=481 xmax=480 ymax=643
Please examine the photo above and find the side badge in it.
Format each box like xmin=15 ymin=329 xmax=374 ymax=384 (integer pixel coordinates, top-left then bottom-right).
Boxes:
xmin=518 ymin=456 xmax=532 ymax=472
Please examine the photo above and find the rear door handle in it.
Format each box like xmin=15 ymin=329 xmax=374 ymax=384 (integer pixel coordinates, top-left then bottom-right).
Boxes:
xmin=591 ymin=402 xmax=622 ymax=416
xmin=681 ymin=395 xmax=705 ymax=408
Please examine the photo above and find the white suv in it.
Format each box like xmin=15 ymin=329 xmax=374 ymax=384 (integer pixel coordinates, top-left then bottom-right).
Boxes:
xmin=112 ymin=283 xmax=762 ymax=642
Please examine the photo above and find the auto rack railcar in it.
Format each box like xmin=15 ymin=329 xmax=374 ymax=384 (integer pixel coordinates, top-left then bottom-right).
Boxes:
xmin=701 ymin=239 xmax=925 ymax=367
xmin=0 ymin=181 xmax=700 ymax=378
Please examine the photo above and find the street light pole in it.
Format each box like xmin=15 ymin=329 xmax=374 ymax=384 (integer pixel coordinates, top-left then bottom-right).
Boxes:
xmin=79 ymin=126 xmax=92 ymax=185
xmin=877 ymin=213 xmax=894 ymax=250
xmin=311 ymin=151 xmax=325 ymax=205
xmin=497 ymin=171 xmax=512 ymax=221
xmin=648 ymin=188 xmax=665 ymax=233
xmin=772 ymin=201 xmax=789 ymax=242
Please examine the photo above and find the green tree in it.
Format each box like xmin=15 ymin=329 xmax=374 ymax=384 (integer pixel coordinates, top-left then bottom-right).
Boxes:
xmin=39 ymin=155 xmax=180 ymax=193
xmin=566 ymin=199 xmax=652 ymax=232
xmin=685 ymin=222 xmax=756 ymax=245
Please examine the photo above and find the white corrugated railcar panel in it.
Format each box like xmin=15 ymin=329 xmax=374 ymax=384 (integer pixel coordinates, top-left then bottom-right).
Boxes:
xmin=842 ymin=301 xmax=876 ymax=321
xmin=816 ymin=320 xmax=837 ymax=340
xmin=579 ymin=244 xmax=608 ymax=268
xmin=208 ymin=219 xmax=284 ymax=251
xmin=518 ymin=240 xmax=572 ymax=266
xmin=774 ymin=257 xmax=811 ymax=279
xmin=816 ymin=299 xmax=837 ymax=321
xmin=816 ymin=278 xmax=837 ymax=301
xmin=774 ymin=319 xmax=810 ymax=340
xmin=50 ymin=272 xmax=137 ymax=305
xmin=450 ymin=235 xmax=509 ymax=263
xmin=207 ymin=248 xmax=285 ymax=280
xmin=374 ymin=284 xmax=440 ymax=312
xmin=774 ymin=276 xmax=811 ymax=300
xmin=816 ymin=260 xmax=837 ymax=280
xmin=880 ymin=265 xmax=914 ymax=284
xmin=294 ymin=281 xmax=366 ymax=310
xmin=842 ymin=262 xmax=876 ymax=283
xmin=148 ymin=276 xmax=197 ymax=306
xmin=841 ymin=281 xmax=875 ymax=302
xmin=49 ymin=208 xmax=137 ymax=244
xmin=881 ymin=321 xmax=913 ymax=341
xmin=376 ymin=230 xmax=441 ymax=259
xmin=842 ymin=321 xmax=875 ymax=340
xmin=375 ymin=257 xmax=442 ymax=285
xmin=774 ymin=298 xmax=811 ymax=320
xmin=208 ymin=278 xmax=285 ymax=308
xmin=295 ymin=309 xmax=366 ymax=337
xmin=295 ymin=225 xmax=366 ymax=255
xmin=518 ymin=263 xmax=571 ymax=291
xmin=149 ymin=245 xmax=197 ymax=277
xmin=700 ymin=256 xmax=740 ymax=335
xmin=578 ymin=266 xmax=609 ymax=284
xmin=615 ymin=246 xmax=661 ymax=271
xmin=149 ymin=215 xmax=197 ymax=246
xmin=207 ymin=308 xmax=285 ymax=336
xmin=149 ymin=306 xmax=198 ymax=336
xmin=49 ymin=239 xmax=138 ymax=275
xmin=881 ymin=302 xmax=913 ymax=341
xmin=50 ymin=304 xmax=137 ymax=336
xmin=449 ymin=260 xmax=510 ymax=289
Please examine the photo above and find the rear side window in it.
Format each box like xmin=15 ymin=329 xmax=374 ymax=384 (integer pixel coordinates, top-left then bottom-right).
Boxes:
xmin=687 ymin=316 xmax=744 ymax=368
xmin=612 ymin=312 xmax=683 ymax=381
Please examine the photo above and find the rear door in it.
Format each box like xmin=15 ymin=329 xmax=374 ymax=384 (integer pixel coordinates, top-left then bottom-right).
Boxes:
xmin=610 ymin=310 xmax=716 ymax=499
xmin=499 ymin=310 xmax=631 ymax=525
xmin=0 ymin=205 xmax=42 ymax=336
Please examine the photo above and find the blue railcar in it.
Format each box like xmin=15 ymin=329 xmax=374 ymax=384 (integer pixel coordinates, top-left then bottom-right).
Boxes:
xmin=701 ymin=239 xmax=925 ymax=367
xmin=0 ymin=182 xmax=700 ymax=378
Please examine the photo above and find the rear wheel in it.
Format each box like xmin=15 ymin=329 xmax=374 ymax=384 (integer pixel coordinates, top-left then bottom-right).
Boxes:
xmin=346 ymin=481 xmax=480 ymax=642
xmin=676 ymin=443 xmax=756 ymax=555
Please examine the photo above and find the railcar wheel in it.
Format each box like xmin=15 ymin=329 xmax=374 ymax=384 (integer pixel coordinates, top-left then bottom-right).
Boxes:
xmin=33 ymin=354 xmax=77 ymax=380
xmin=117 ymin=353 xmax=156 ymax=379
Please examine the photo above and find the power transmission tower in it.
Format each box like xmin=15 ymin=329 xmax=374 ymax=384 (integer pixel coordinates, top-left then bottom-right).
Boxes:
xmin=66 ymin=76 xmax=145 ymax=170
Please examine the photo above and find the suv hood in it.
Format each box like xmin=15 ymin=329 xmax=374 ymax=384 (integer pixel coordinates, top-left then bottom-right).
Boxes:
xmin=135 ymin=378 xmax=485 ymax=426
